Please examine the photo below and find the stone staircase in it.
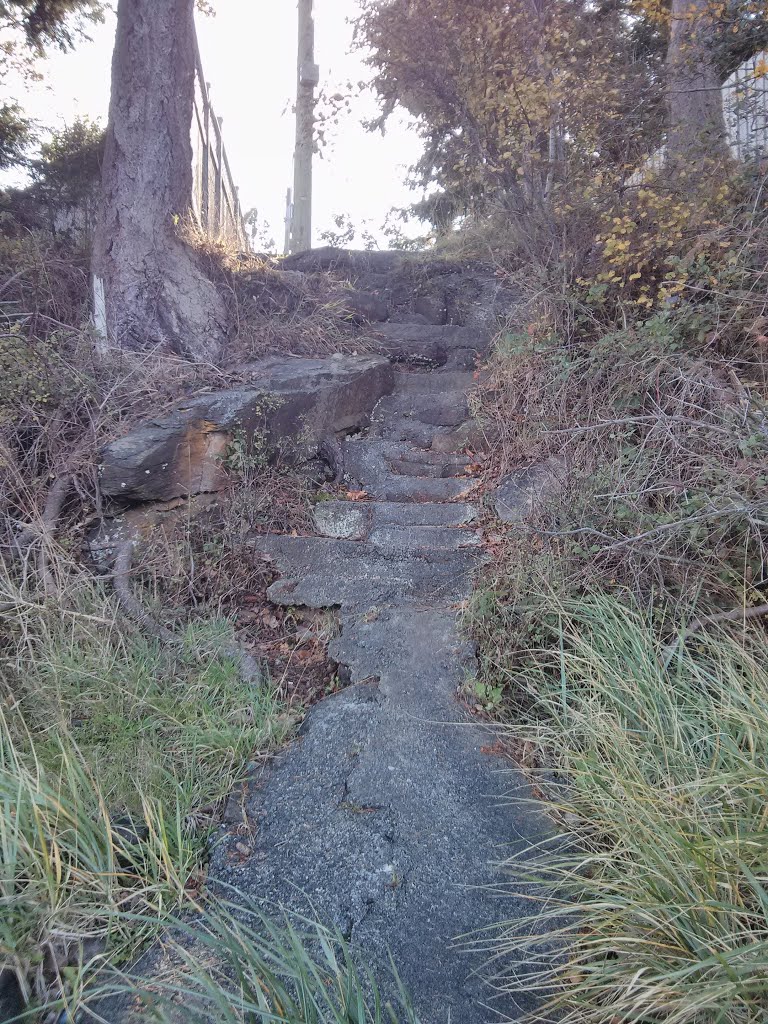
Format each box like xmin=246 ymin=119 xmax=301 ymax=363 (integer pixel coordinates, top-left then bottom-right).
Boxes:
xmin=210 ymin=322 xmax=542 ymax=1023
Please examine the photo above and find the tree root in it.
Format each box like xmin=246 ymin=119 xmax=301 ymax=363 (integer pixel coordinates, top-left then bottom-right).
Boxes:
xmin=113 ymin=540 xmax=179 ymax=645
xmin=113 ymin=539 xmax=263 ymax=684
xmin=9 ymin=473 xmax=74 ymax=560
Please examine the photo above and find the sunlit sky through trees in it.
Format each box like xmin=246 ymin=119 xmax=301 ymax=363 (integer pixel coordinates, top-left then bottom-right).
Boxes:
xmin=6 ymin=0 xmax=425 ymax=250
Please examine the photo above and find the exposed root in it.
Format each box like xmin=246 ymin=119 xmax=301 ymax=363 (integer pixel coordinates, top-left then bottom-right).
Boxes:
xmin=9 ymin=473 xmax=74 ymax=561
xmin=113 ymin=540 xmax=179 ymax=645
xmin=113 ymin=539 xmax=264 ymax=684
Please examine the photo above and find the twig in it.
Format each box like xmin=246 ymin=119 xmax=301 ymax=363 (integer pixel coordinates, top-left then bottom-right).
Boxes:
xmin=684 ymin=602 xmax=768 ymax=638
xmin=550 ymin=414 xmax=740 ymax=439
xmin=663 ymin=602 xmax=768 ymax=664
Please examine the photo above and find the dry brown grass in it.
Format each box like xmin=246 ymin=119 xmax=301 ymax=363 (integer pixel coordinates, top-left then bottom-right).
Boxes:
xmin=183 ymin=225 xmax=375 ymax=359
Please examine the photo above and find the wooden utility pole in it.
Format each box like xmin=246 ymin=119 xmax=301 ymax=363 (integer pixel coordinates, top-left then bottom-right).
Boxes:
xmin=290 ymin=0 xmax=318 ymax=253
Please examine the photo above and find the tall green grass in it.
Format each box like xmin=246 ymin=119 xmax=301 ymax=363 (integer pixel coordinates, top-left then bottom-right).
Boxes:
xmin=1 ymin=563 xmax=292 ymax=814
xmin=487 ymin=595 xmax=768 ymax=1023
xmin=102 ymin=899 xmax=421 ymax=1024
xmin=0 ymin=710 xmax=197 ymax=1012
xmin=0 ymin=564 xmax=295 ymax=1015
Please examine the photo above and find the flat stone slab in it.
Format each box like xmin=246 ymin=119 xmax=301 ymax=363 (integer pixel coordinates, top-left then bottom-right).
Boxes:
xmin=282 ymin=246 xmax=408 ymax=276
xmin=368 ymin=368 xmax=477 ymax=445
xmin=372 ymin=500 xmax=479 ymax=527
xmin=100 ymin=355 xmax=394 ymax=503
xmin=367 ymin=523 xmax=481 ymax=552
xmin=369 ymin=412 xmax=453 ymax=447
xmin=343 ymin=438 xmax=476 ymax=501
xmin=393 ymin=369 xmax=476 ymax=393
xmin=372 ymin=391 xmax=470 ymax=431
xmin=313 ymin=499 xmax=479 ymax=541
xmin=254 ymin=534 xmax=479 ymax=609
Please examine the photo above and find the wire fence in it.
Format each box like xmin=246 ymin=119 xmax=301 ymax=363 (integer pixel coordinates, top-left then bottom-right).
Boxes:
xmin=722 ymin=52 xmax=768 ymax=161
xmin=192 ymin=36 xmax=248 ymax=249
xmin=626 ymin=52 xmax=768 ymax=185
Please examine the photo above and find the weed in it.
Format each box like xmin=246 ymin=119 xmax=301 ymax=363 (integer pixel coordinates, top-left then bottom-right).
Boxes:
xmin=467 ymin=678 xmax=504 ymax=713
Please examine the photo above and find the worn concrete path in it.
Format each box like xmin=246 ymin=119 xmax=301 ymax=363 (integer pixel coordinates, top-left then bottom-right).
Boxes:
xmin=210 ymin=324 xmax=542 ymax=1023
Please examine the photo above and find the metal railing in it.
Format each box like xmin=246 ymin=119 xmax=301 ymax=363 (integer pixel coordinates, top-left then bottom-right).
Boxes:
xmin=192 ymin=36 xmax=248 ymax=249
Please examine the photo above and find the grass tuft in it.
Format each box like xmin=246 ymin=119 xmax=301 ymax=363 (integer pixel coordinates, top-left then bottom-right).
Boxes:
xmin=0 ymin=558 xmax=296 ymax=1015
xmin=483 ymin=594 xmax=768 ymax=1023
xmin=101 ymin=898 xmax=421 ymax=1024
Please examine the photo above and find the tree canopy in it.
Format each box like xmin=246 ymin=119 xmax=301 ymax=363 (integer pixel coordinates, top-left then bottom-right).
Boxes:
xmin=357 ymin=0 xmax=767 ymax=222
xmin=0 ymin=0 xmax=104 ymax=56
xmin=0 ymin=0 xmax=105 ymax=165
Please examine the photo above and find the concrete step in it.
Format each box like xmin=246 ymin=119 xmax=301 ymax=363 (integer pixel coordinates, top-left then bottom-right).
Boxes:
xmin=390 ymin=452 xmax=471 ymax=479
xmin=368 ymin=414 xmax=453 ymax=446
xmin=392 ymin=369 xmax=475 ymax=394
xmin=368 ymin=524 xmax=480 ymax=552
xmin=367 ymin=475 xmax=475 ymax=503
xmin=368 ymin=323 xmax=490 ymax=369
xmin=342 ymin=438 xmax=477 ymax=499
xmin=313 ymin=499 xmax=479 ymax=540
xmin=252 ymin=534 xmax=479 ymax=609
xmin=372 ymin=391 xmax=469 ymax=429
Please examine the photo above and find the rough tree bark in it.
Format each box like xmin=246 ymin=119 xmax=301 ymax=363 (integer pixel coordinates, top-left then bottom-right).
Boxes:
xmin=666 ymin=0 xmax=728 ymax=165
xmin=92 ymin=0 xmax=227 ymax=362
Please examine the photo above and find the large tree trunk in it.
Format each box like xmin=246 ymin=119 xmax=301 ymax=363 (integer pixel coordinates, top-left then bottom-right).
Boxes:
xmin=666 ymin=0 xmax=728 ymax=165
xmin=92 ymin=0 xmax=227 ymax=362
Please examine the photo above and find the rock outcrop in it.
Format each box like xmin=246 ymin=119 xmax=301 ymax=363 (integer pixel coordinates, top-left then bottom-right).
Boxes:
xmin=494 ymin=456 xmax=568 ymax=523
xmin=100 ymin=354 xmax=394 ymax=503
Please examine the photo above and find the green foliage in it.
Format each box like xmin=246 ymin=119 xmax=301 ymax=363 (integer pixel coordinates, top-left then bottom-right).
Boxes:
xmin=487 ymin=595 xmax=768 ymax=1023
xmin=468 ymin=678 xmax=504 ymax=712
xmin=0 ymin=102 xmax=32 ymax=169
xmin=0 ymin=561 xmax=295 ymax=1011
xmin=28 ymin=117 xmax=104 ymax=214
xmin=0 ymin=716 xmax=196 ymax=1011
xmin=223 ymin=423 xmax=273 ymax=478
xmin=0 ymin=0 xmax=104 ymax=57
xmin=357 ymin=0 xmax=663 ymax=219
xmin=1 ymin=565 xmax=292 ymax=819
xmin=468 ymin=157 xmax=768 ymax=1021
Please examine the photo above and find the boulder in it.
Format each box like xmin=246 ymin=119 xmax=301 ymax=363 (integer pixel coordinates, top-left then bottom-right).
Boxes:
xmin=369 ymin=323 xmax=491 ymax=369
xmin=494 ymin=456 xmax=568 ymax=523
xmin=100 ymin=355 xmax=394 ymax=503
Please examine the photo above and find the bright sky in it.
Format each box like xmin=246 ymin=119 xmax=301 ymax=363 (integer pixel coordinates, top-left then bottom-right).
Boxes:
xmin=6 ymin=0 xmax=425 ymax=250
